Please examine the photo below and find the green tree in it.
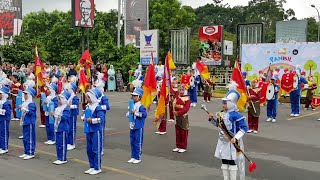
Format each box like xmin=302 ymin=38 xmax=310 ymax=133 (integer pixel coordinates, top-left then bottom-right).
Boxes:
xmin=304 ymin=59 xmax=317 ymax=75
xmin=149 ymin=0 xmax=196 ymax=60
xmin=306 ymin=17 xmax=318 ymax=42
xmin=244 ymin=63 xmax=253 ymax=72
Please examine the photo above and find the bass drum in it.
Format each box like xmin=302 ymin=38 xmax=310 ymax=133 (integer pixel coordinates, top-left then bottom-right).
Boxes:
xmin=189 ymin=76 xmax=195 ymax=87
xmin=266 ymin=83 xmax=275 ymax=100
xmin=293 ymin=74 xmax=299 ymax=89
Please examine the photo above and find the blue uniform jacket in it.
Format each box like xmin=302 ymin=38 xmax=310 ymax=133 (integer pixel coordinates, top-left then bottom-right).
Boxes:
xmin=70 ymin=96 xmax=79 ymax=116
xmin=228 ymin=111 xmax=248 ymax=135
xmin=0 ymin=101 xmax=11 ymax=121
xmin=88 ymin=106 xmax=104 ymax=132
xmin=23 ymin=102 xmax=37 ymax=125
xmin=99 ymin=95 xmax=110 ymax=113
xmin=57 ymin=107 xmax=71 ymax=132
xmin=133 ymin=105 xmax=147 ymax=129
xmin=291 ymin=77 xmax=308 ymax=95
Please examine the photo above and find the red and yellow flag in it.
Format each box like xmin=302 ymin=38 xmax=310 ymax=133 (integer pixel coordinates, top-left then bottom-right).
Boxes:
xmin=34 ymin=46 xmax=44 ymax=86
xmin=231 ymin=59 xmax=248 ymax=112
xmin=79 ymin=50 xmax=94 ymax=79
xmin=196 ymin=61 xmax=210 ymax=80
xmin=79 ymin=69 xmax=89 ymax=93
xmin=167 ymin=51 xmax=176 ymax=70
xmin=154 ymin=53 xmax=171 ymax=128
xmin=141 ymin=53 xmax=157 ymax=110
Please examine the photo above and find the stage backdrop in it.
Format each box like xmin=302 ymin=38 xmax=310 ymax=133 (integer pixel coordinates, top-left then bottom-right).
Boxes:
xmin=241 ymin=43 xmax=320 ymax=95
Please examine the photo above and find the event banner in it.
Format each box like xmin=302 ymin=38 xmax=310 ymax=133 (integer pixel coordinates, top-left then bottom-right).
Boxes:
xmin=0 ymin=0 xmax=22 ymax=43
xmin=241 ymin=43 xmax=320 ymax=91
xmin=140 ymin=29 xmax=159 ymax=65
xmin=72 ymin=0 xmax=95 ymax=28
xmin=199 ymin=26 xmax=223 ymax=65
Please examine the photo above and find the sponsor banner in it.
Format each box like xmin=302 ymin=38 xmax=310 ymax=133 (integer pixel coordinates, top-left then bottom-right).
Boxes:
xmin=241 ymin=43 xmax=320 ymax=94
xmin=199 ymin=25 xmax=223 ymax=65
xmin=140 ymin=29 xmax=159 ymax=65
xmin=72 ymin=0 xmax=95 ymax=28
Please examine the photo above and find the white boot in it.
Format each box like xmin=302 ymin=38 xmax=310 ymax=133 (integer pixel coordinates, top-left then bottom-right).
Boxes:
xmin=221 ymin=164 xmax=229 ymax=180
xmin=229 ymin=165 xmax=238 ymax=180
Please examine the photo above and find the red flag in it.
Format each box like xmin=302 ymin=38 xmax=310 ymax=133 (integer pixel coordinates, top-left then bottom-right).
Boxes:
xmin=154 ymin=54 xmax=171 ymax=128
xmin=231 ymin=59 xmax=248 ymax=112
xmin=141 ymin=53 xmax=157 ymax=110
xmin=34 ymin=46 xmax=44 ymax=86
xmin=79 ymin=69 xmax=89 ymax=93
xmin=79 ymin=49 xmax=93 ymax=68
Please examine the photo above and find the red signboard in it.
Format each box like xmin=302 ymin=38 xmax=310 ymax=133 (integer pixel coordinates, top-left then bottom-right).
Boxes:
xmin=199 ymin=26 xmax=223 ymax=65
xmin=72 ymin=0 xmax=95 ymax=28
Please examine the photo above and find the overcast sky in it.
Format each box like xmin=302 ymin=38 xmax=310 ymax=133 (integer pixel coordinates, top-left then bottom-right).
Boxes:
xmin=22 ymin=0 xmax=320 ymax=20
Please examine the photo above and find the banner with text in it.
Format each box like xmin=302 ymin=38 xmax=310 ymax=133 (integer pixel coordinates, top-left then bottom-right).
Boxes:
xmin=140 ymin=29 xmax=159 ymax=65
xmin=199 ymin=25 xmax=223 ymax=65
xmin=241 ymin=43 xmax=320 ymax=92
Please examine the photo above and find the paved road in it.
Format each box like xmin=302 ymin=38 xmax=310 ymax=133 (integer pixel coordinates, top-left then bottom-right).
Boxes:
xmin=1 ymin=92 xmax=320 ymax=180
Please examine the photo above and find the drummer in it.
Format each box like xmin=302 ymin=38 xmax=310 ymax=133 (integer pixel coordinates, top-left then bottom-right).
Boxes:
xmin=290 ymin=71 xmax=308 ymax=117
xmin=266 ymin=76 xmax=279 ymax=123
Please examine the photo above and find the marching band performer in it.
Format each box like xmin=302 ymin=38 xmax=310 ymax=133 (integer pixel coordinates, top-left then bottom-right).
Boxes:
xmin=208 ymin=89 xmax=248 ymax=180
xmin=53 ymin=90 xmax=71 ymax=165
xmin=247 ymin=79 xmax=261 ymax=134
xmin=172 ymin=84 xmax=191 ymax=153
xmin=189 ymin=69 xmax=199 ymax=107
xmin=83 ymin=88 xmax=104 ymax=175
xmin=63 ymin=81 xmax=79 ymax=151
xmin=266 ymin=76 xmax=279 ymax=123
xmin=126 ymin=88 xmax=147 ymax=164
xmin=44 ymin=83 xmax=59 ymax=145
xmin=0 ymin=86 xmax=12 ymax=154
xmin=94 ymin=72 xmax=110 ymax=155
xmin=10 ymin=74 xmax=23 ymax=121
xmin=242 ymin=72 xmax=250 ymax=88
xmin=19 ymin=87 xmax=37 ymax=160
xmin=290 ymin=71 xmax=308 ymax=117
xmin=203 ymin=79 xmax=212 ymax=103
xmin=305 ymin=75 xmax=317 ymax=111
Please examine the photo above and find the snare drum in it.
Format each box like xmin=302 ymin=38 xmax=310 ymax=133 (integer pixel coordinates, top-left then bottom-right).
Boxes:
xmin=312 ymin=95 xmax=320 ymax=109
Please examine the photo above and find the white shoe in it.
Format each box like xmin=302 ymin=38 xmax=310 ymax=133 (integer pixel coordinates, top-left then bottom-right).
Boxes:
xmin=312 ymin=109 xmax=316 ymax=111
xmin=253 ymin=131 xmax=258 ymax=134
xmin=154 ymin=131 xmax=161 ymax=134
xmin=294 ymin=114 xmax=299 ymax=117
xmin=67 ymin=145 xmax=75 ymax=151
xmin=272 ymin=119 xmax=276 ymax=123
xmin=0 ymin=150 xmax=8 ymax=154
xmin=18 ymin=136 xmax=23 ymax=139
xmin=304 ymin=108 xmax=307 ymax=110
xmin=172 ymin=148 xmax=180 ymax=152
xmin=153 ymin=101 xmax=157 ymax=104
xmin=47 ymin=141 xmax=55 ymax=145
xmin=132 ymin=159 xmax=141 ymax=164
xmin=193 ymin=103 xmax=196 ymax=107
xmin=317 ymin=118 xmax=320 ymax=121
xmin=89 ymin=169 xmax=102 ymax=175
xmin=101 ymin=151 xmax=104 ymax=156
xmin=38 ymin=124 xmax=46 ymax=128
xmin=23 ymin=155 xmax=35 ymax=160
xmin=168 ymin=119 xmax=174 ymax=123
xmin=84 ymin=168 xmax=94 ymax=174
xmin=19 ymin=154 xmax=27 ymax=158
xmin=53 ymin=160 xmax=67 ymax=165
xmin=247 ymin=130 xmax=253 ymax=133
xmin=159 ymin=132 xmax=166 ymax=135
xmin=44 ymin=140 xmax=50 ymax=144
xmin=207 ymin=100 xmax=210 ymax=103
xmin=178 ymin=149 xmax=187 ymax=153
xmin=127 ymin=158 xmax=135 ymax=163
xmin=266 ymin=118 xmax=272 ymax=122
xmin=290 ymin=113 xmax=294 ymax=117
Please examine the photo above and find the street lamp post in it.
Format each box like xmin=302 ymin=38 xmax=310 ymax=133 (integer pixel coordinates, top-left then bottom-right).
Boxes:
xmin=311 ymin=4 xmax=320 ymax=42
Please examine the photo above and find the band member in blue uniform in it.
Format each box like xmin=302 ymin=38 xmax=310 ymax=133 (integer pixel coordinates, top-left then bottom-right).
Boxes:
xmin=94 ymin=77 xmax=110 ymax=155
xmin=83 ymin=88 xmax=104 ymax=175
xmin=64 ymin=82 xmax=79 ymax=151
xmin=126 ymin=88 xmax=147 ymax=164
xmin=242 ymin=72 xmax=250 ymax=88
xmin=266 ymin=76 xmax=280 ymax=123
xmin=19 ymin=87 xmax=37 ymax=160
xmin=208 ymin=89 xmax=248 ymax=180
xmin=53 ymin=91 xmax=71 ymax=165
xmin=189 ymin=69 xmax=199 ymax=107
xmin=290 ymin=71 xmax=308 ymax=117
xmin=44 ymin=83 xmax=59 ymax=145
xmin=0 ymin=86 xmax=12 ymax=154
